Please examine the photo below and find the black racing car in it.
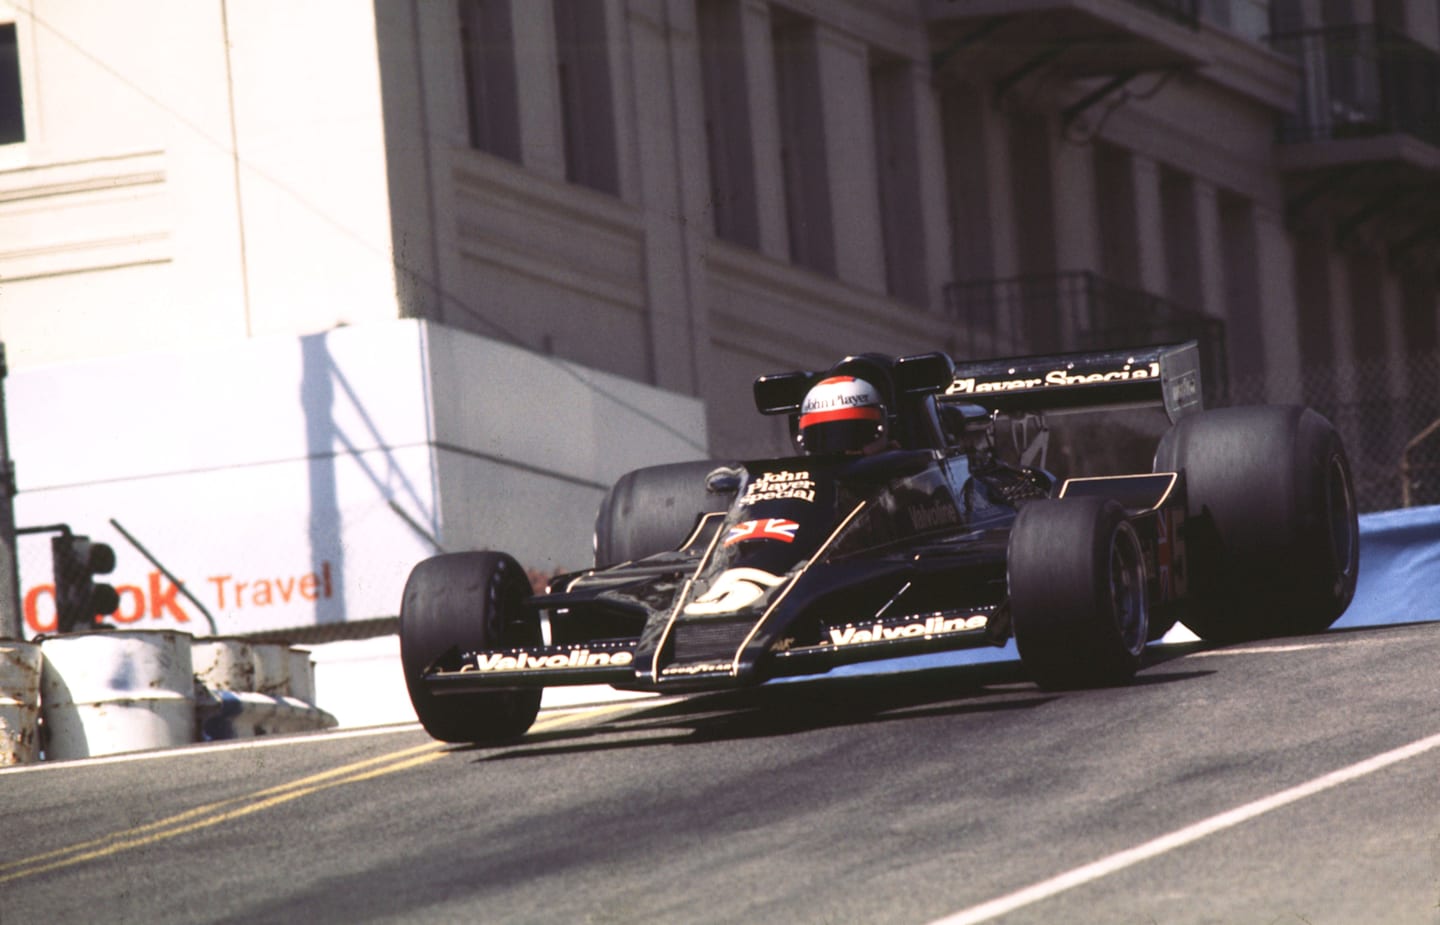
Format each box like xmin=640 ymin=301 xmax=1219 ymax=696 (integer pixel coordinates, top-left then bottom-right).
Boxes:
xmin=399 ymin=342 xmax=1359 ymax=743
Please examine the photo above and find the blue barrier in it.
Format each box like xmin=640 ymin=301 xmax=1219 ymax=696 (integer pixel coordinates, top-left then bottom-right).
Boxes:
xmin=1340 ymin=504 xmax=1440 ymax=628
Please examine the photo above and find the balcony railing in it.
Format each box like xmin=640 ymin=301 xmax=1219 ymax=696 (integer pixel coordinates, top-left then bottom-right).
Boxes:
xmin=928 ymin=0 xmax=1198 ymax=26
xmin=1127 ymin=0 xmax=1199 ymax=27
xmin=1270 ymin=25 xmax=1440 ymax=148
xmin=1198 ymin=0 xmax=1270 ymax=42
xmin=943 ymin=270 xmax=1229 ymax=403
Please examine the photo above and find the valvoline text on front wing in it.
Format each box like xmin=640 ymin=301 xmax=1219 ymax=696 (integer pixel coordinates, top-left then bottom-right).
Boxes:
xmin=453 ymin=640 xmax=640 ymax=676
xmin=826 ymin=612 xmax=989 ymax=647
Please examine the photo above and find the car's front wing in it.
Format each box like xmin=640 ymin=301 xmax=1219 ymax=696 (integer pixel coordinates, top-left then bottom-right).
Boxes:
xmin=424 ymin=605 xmax=1001 ymax=695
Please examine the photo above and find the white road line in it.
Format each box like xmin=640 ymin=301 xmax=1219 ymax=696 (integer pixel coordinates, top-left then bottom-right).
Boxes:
xmin=929 ymin=730 xmax=1440 ymax=925
xmin=1185 ymin=642 xmax=1333 ymax=658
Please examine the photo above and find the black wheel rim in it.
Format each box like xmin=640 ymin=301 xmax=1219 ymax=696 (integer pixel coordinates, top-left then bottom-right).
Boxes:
xmin=1325 ymin=453 xmax=1356 ymax=584
xmin=1109 ymin=523 xmax=1148 ymax=655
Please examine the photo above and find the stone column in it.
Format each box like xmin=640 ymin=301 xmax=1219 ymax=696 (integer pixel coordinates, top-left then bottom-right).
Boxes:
xmin=909 ymin=62 xmax=952 ymax=312
xmin=1130 ymin=154 xmax=1169 ymax=299
xmin=1253 ymin=204 xmax=1303 ymax=403
xmin=813 ymin=23 xmax=885 ymax=292
xmin=629 ymin=0 xmax=711 ymax=397
xmin=1191 ymin=179 xmax=1229 ymax=325
xmin=738 ymin=0 xmax=788 ymax=262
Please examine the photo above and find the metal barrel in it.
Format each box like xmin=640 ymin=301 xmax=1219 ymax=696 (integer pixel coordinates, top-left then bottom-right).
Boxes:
xmin=40 ymin=630 xmax=196 ymax=760
xmin=251 ymin=643 xmax=292 ymax=697
xmin=192 ymin=637 xmax=256 ymax=692
xmin=287 ymin=648 xmax=315 ymax=703
xmin=0 ymin=641 xmax=43 ymax=765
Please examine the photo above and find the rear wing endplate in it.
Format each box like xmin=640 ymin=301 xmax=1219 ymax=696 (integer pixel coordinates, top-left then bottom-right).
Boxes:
xmin=940 ymin=342 xmax=1203 ymax=422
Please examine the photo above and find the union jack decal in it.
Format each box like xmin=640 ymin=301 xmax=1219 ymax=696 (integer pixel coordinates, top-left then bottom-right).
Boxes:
xmin=724 ymin=518 xmax=800 ymax=545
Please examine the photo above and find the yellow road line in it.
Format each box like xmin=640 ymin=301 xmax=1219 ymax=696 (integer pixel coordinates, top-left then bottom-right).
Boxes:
xmin=0 ymin=741 xmax=443 ymax=876
xmin=2 ymin=702 xmax=636 ymax=884
xmin=1 ymin=751 xmax=446 ymax=884
xmin=529 ymin=700 xmax=649 ymax=733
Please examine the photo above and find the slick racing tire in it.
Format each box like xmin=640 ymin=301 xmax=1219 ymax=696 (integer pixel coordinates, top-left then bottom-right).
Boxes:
xmin=1154 ymin=405 xmax=1358 ymax=644
xmin=594 ymin=459 xmax=739 ymax=568
xmin=1009 ymin=497 xmax=1149 ymax=690
xmin=399 ymin=551 xmax=543 ymax=744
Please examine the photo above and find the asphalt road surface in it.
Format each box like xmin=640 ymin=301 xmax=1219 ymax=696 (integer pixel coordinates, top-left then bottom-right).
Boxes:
xmin=3 ymin=621 xmax=1438 ymax=925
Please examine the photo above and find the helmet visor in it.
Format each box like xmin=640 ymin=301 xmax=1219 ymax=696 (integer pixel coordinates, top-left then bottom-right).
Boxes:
xmin=799 ymin=406 xmax=885 ymax=454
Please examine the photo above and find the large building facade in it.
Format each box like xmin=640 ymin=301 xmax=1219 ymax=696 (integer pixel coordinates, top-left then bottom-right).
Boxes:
xmin=1 ymin=0 xmax=1437 ymax=632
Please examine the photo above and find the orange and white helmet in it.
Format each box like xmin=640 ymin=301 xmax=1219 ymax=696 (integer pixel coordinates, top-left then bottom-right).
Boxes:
xmin=797 ymin=376 xmax=888 ymax=455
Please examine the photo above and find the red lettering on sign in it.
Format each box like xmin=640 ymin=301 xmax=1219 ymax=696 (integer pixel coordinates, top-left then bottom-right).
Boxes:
xmin=204 ymin=562 xmax=334 ymax=610
xmin=20 ymin=561 xmax=340 ymax=633
xmin=207 ymin=575 xmax=232 ymax=609
xmin=24 ymin=584 xmax=55 ymax=634
xmin=112 ymin=585 xmax=146 ymax=624
xmin=148 ymin=572 xmax=190 ymax=622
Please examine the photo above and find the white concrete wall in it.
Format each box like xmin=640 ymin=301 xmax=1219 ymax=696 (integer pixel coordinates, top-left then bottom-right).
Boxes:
xmin=422 ymin=319 xmax=709 ymax=575
xmin=9 ymin=320 xmax=706 ymax=637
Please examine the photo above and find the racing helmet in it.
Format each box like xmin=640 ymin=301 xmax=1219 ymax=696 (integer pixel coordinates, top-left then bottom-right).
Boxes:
xmin=797 ymin=375 xmax=888 ymax=455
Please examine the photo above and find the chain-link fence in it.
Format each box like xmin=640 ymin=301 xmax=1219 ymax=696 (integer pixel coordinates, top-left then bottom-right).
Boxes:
xmin=1227 ymin=352 xmax=1440 ymax=513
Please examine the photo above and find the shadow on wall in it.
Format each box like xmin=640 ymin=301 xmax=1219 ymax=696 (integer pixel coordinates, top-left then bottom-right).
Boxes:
xmin=300 ymin=334 xmax=346 ymax=624
xmin=299 ymin=332 xmax=443 ymax=624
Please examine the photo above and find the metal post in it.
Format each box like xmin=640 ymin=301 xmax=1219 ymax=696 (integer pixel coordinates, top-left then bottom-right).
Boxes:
xmin=0 ymin=344 xmax=23 ymax=639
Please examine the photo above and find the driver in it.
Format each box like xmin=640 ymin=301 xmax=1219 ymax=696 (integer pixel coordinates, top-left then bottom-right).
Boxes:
xmin=796 ymin=375 xmax=891 ymax=456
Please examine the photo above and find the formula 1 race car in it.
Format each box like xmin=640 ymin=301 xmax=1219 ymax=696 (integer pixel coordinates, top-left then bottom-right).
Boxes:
xmin=399 ymin=342 xmax=1359 ymax=743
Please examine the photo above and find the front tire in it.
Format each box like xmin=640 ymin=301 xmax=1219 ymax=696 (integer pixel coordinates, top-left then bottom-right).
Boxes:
xmin=399 ymin=551 xmax=542 ymax=743
xmin=1154 ymin=405 xmax=1358 ymax=643
xmin=1009 ymin=497 xmax=1149 ymax=689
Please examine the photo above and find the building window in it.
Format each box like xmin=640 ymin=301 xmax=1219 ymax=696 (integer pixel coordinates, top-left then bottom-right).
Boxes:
xmin=0 ymin=22 xmax=23 ymax=146
xmin=698 ymin=0 xmax=759 ymax=248
xmin=870 ymin=56 xmax=926 ymax=306
xmin=459 ymin=0 xmax=520 ymax=162
xmin=553 ymin=0 xmax=619 ymax=195
xmin=771 ymin=12 xmax=833 ymax=275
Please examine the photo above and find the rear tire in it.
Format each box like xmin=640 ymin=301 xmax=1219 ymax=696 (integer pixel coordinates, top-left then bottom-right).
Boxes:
xmin=1154 ymin=405 xmax=1358 ymax=643
xmin=399 ymin=551 xmax=542 ymax=743
xmin=1009 ymin=497 xmax=1149 ymax=689
xmin=594 ymin=460 xmax=738 ymax=567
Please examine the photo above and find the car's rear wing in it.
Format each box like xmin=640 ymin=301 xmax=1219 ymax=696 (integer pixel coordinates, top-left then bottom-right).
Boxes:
xmin=935 ymin=341 xmax=1203 ymax=422
xmin=755 ymin=342 xmax=1204 ymax=424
